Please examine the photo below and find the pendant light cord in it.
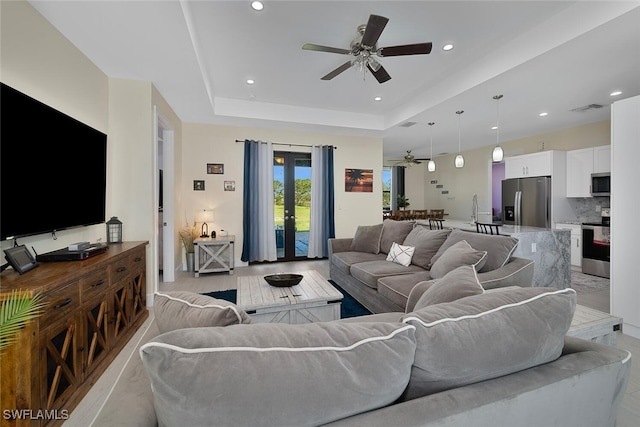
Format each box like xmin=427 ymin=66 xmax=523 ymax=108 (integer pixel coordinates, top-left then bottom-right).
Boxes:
xmin=456 ymin=110 xmax=464 ymax=153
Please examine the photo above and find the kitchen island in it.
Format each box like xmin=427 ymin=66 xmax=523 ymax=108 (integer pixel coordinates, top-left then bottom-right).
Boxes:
xmin=417 ymin=219 xmax=571 ymax=289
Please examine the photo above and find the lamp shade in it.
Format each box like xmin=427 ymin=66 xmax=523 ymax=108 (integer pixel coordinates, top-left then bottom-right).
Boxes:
xmin=454 ymin=154 xmax=465 ymax=168
xmin=427 ymin=159 xmax=436 ymax=172
xmin=196 ymin=210 xmax=215 ymax=224
xmin=106 ymin=216 xmax=123 ymax=243
xmin=492 ymin=145 xmax=504 ymax=162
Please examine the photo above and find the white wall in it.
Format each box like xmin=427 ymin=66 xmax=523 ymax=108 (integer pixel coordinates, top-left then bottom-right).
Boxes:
xmin=181 ymin=123 xmax=383 ymax=266
xmin=611 ymin=95 xmax=640 ymax=339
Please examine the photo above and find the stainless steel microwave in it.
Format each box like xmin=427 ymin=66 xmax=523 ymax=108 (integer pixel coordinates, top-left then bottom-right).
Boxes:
xmin=591 ymin=172 xmax=611 ymax=196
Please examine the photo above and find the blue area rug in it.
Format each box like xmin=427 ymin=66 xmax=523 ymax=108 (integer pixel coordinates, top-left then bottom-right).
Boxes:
xmin=202 ymin=280 xmax=371 ymax=319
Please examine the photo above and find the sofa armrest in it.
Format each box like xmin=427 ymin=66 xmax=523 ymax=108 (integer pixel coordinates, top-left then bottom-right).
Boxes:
xmin=477 ymin=256 xmax=534 ymax=290
xmin=404 ymin=280 xmax=436 ymax=313
xmin=328 ymin=238 xmax=353 ymax=257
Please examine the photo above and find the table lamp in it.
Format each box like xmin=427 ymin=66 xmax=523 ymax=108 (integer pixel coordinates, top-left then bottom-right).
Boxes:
xmin=196 ymin=210 xmax=215 ymax=238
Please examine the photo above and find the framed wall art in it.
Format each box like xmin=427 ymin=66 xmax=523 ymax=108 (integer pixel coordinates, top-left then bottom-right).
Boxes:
xmin=224 ymin=181 xmax=235 ymax=191
xmin=207 ymin=163 xmax=224 ymax=174
xmin=345 ymin=168 xmax=373 ymax=192
xmin=193 ymin=180 xmax=205 ymax=191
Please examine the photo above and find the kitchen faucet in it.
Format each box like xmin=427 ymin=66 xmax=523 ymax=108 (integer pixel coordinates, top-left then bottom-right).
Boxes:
xmin=472 ymin=194 xmax=478 ymax=224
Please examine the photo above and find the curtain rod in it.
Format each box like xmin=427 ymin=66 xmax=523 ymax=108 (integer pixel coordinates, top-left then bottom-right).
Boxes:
xmin=235 ymin=139 xmax=337 ymax=149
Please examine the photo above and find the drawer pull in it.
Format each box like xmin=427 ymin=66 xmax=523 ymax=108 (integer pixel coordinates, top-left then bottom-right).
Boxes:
xmin=134 ymin=257 xmax=143 ymax=262
xmin=54 ymin=298 xmax=72 ymax=309
xmin=116 ymin=267 xmax=127 ymax=273
xmin=92 ymin=279 xmax=106 ymax=288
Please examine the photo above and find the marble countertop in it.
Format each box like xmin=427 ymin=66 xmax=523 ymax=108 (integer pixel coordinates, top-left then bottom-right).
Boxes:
xmin=416 ymin=219 xmax=563 ymax=236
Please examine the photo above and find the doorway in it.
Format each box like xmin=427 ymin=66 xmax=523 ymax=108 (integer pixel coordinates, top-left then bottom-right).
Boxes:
xmin=155 ymin=109 xmax=175 ymax=284
xmin=273 ymin=151 xmax=311 ymax=261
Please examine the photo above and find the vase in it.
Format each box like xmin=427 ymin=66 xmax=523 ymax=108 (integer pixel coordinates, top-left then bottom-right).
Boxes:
xmin=186 ymin=252 xmax=195 ymax=272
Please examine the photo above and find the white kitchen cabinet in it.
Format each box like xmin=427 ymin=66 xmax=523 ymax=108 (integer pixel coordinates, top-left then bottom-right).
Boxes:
xmin=504 ymin=151 xmax=554 ymax=179
xmin=565 ymin=145 xmax=611 ymax=197
xmin=593 ymin=145 xmax=611 ymax=173
xmin=556 ymin=223 xmax=582 ymax=268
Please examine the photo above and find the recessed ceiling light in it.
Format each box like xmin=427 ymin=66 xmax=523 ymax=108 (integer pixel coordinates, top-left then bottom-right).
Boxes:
xmin=246 ymin=79 xmax=255 ymax=85
xmin=539 ymin=112 xmax=548 ymax=117
xmin=374 ymin=96 xmax=382 ymax=102
xmin=251 ymin=1 xmax=264 ymax=11
xmin=442 ymin=43 xmax=454 ymax=51
xmin=610 ymin=91 xmax=622 ymax=96
xmin=491 ymin=126 xmax=498 ymax=130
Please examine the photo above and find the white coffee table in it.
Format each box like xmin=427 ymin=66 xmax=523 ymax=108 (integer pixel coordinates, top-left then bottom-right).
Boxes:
xmin=237 ymin=270 xmax=343 ymax=324
xmin=568 ymin=304 xmax=623 ymax=346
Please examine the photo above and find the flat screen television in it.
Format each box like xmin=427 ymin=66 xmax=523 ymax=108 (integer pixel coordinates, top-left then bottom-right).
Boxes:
xmin=1 ymin=83 xmax=107 ymax=241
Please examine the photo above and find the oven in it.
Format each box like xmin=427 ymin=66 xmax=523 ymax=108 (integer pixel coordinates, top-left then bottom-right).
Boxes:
xmin=581 ymin=221 xmax=610 ymax=278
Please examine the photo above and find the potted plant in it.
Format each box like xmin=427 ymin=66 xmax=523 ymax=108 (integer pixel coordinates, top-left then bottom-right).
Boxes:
xmin=179 ymin=223 xmax=199 ymax=272
xmin=396 ymin=195 xmax=411 ymax=210
xmin=0 ymin=290 xmax=46 ymax=353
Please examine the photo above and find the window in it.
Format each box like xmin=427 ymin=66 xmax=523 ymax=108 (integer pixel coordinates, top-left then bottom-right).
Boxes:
xmin=382 ymin=167 xmax=392 ymax=210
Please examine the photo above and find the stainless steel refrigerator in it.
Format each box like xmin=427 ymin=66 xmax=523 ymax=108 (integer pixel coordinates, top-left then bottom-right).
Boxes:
xmin=502 ymin=176 xmax=551 ymax=228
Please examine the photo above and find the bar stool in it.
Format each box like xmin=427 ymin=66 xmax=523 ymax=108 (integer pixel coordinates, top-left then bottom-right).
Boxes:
xmin=429 ymin=219 xmax=445 ymax=230
xmin=429 ymin=209 xmax=445 ymax=219
xmin=476 ymin=222 xmax=500 ymax=235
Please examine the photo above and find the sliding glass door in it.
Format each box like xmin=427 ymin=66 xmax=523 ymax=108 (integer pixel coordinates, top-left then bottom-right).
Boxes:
xmin=274 ymin=151 xmax=311 ymax=260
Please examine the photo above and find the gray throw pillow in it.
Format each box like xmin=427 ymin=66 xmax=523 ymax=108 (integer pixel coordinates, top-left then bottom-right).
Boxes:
xmin=429 ymin=240 xmax=487 ymax=279
xmin=350 ymin=223 xmax=383 ymax=254
xmin=403 ymin=227 xmax=451 ymax=269
xmin=401 ymin=287 xmax=576 ymax=400
xmin=412 ymin=265 xmax=484 ymax=310
xmin=140 ymin=322 xmax=417 ymax=427
xmin=379 ymin=220 xmax=415 ymax=254
xmin=430 ymin=229 xmax=519 ymax=272
xmin=154 ymin=291 xmax=252 ymax=334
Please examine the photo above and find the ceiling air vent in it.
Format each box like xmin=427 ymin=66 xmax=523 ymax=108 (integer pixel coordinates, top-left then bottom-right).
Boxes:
xmin=570 ymin=104 xmax=604 ymax=113
xmin=399 ymin=121 xmax=417 ymax=128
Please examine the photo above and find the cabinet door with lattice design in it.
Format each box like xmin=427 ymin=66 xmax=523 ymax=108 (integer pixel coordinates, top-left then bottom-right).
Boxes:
xmin=109 ymin=280 xmax=131 ymax=349
xmin=82 ymin=294 xmax=110 ymax=379
xmin=39 ymin=316 xmax=80 ymax=412
xmin=129 ymin=270 xmax=146 ymax=326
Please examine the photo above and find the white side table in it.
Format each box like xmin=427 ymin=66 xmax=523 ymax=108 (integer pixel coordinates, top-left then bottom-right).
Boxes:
xmin=194 ymin=236 xmax=235 ymax=277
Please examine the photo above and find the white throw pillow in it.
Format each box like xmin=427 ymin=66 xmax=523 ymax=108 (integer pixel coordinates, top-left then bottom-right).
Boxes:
xmin=386 ymin=242 xmax=415 ymax=267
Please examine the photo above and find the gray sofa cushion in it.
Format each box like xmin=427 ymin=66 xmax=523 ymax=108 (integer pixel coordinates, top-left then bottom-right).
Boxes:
xmin=380 ymin=220 xmax=415 ymax=254
xmin=349 ymin=223 xmax=383 ymax=254
xmin=351 ymin=260 xmax=426 ymax=289
xmin=403 ymin=227 xmax=451 ymax=269
xmin=412 ymin=265 xmax=485 ymax=310
xmin=401 ymin=287 xmax=576 ymax=400
xmin=140 ymin=322 xmax=417 ymax=427
xmin=331 ymin=252 xmax=387 ymax=275
xmin=377 ymin=271 xmax=433 ymax=310
xmin=430 ymin=229 xmax=519 ymax=273
xmin=153 ymin=291 xmax=252 ymax=334
xmin=429 ymin=240 xmax=487 ymax=279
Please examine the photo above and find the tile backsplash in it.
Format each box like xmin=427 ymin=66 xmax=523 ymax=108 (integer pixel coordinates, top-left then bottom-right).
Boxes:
xmin=567 ymin=197 xmax=610 ymax=223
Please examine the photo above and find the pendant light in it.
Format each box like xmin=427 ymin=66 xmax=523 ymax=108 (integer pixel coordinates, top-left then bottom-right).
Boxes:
xmin=492 ymin=94 xmax=504 ymax=162
xmin=454 ymin=110 xmax=464 ymax=168
xmin=427 ymin=122 xmax=436 ymax=172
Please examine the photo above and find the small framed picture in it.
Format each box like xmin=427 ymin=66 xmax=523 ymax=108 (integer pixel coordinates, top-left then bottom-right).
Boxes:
xmin=193 ymin=180 xmax=205 ymax=191
xmin=224 ymin=181 xmax=235 ymax=191
xmin=207 ymin=163 xmax=224 ymax=174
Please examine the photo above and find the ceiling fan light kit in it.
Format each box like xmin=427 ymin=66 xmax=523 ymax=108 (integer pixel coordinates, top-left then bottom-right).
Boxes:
xmin=427 ymin=122 xmax=436 ymax=172
xmin=302 ymin=14 xmax=432 ymax=84
xmin=455 ymin=110 xmax=465 ymax=168
xmin=492 ymin=94 xmax=504 ymax=162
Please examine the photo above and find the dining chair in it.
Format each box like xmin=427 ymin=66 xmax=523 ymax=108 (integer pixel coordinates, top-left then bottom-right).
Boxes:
xmin=429 ymin=209 xmax=445 ymax=219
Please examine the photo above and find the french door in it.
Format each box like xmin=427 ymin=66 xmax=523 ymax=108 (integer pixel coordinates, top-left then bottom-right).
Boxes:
xmin=274 ymin=151 xmax=311 ymax=261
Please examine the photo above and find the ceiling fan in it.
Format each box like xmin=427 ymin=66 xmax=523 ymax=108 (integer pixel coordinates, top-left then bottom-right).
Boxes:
xmin=395 ymin=150 xmax=424 ymax=167
xmin=302 ymin=14 xmax=432 ymax=83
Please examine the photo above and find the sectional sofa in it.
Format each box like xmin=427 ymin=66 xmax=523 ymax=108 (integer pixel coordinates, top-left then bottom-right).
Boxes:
xmin=92 ymin=273 xmax=631 ymax=427
xmin=329 ymin=219 xmax=535 ymax=313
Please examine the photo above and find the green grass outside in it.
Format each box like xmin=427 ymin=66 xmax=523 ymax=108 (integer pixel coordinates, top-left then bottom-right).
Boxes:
xmin=274 ymin=204 xmax=310 ymax=231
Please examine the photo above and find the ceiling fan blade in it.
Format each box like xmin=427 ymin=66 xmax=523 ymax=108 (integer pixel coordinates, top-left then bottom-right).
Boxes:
xmin=361 ymin=14 xmax=389 ymax=48
xmin=367 ymin=63 xmax=391 ymax=83
xmin=379 ymin=42 xmax=433 ymax=57
xmin=302 ymin=43 xmax=351 ymax=55
xmin=321 ymin=61 xmax=353 ymax=80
